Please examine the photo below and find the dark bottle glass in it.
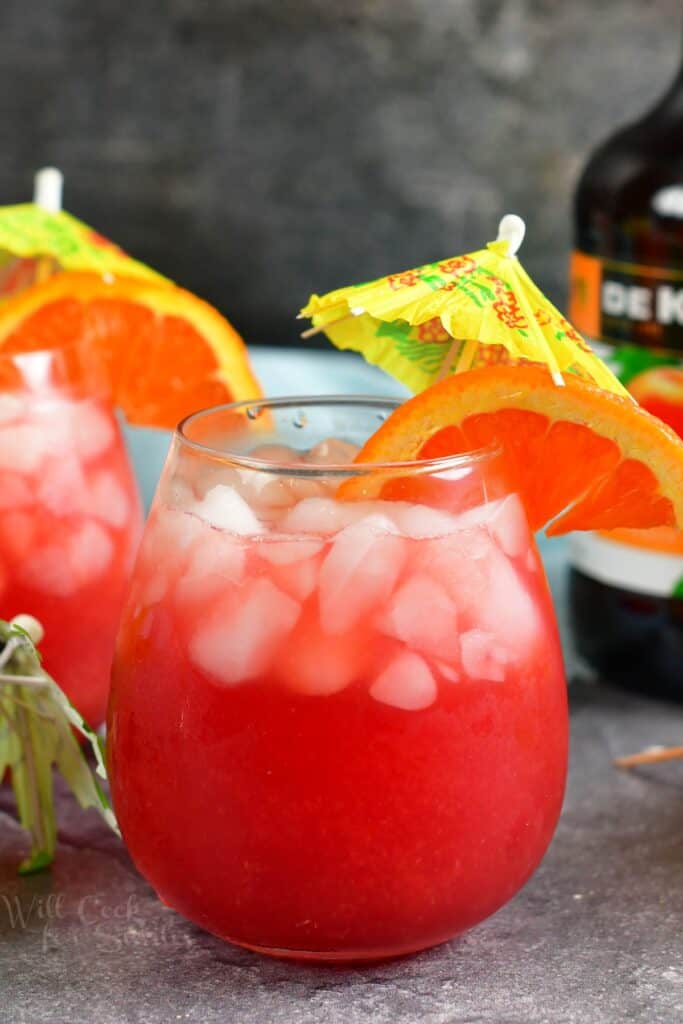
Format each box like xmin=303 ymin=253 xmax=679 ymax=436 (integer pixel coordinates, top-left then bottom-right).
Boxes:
xmin=568 ymin=46 xmax=683 ymax=700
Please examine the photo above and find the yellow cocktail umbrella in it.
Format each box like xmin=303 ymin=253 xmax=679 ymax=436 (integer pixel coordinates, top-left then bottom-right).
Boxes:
xmin=0 ymin=168 xmax=166 ymax=298
xmin=300 ymin=215 xmax=627 ymax=397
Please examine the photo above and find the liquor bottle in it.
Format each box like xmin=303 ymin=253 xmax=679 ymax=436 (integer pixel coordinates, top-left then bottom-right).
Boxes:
xmin=568 ymin=44 xmax=683 ymax=699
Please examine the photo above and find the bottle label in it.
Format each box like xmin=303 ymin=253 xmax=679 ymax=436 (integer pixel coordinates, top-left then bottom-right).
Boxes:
xmin=571 ymin=531 xmax=683 ymax=599
xmin=569 ymin=250 xmax=683 ymax=600
xmin=569 ymin=250 xmax=683 ymax=352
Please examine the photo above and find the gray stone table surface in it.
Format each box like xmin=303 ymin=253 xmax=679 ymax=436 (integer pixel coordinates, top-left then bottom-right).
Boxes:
xmin=0 ymin=680 xmax=682 ymax=1024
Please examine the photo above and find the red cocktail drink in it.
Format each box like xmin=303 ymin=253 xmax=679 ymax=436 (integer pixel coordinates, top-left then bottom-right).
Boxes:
xmin=0 ymin=345 xmax=142 ymax=725
xmin=108 ymin=397 xmax=567 ymax=960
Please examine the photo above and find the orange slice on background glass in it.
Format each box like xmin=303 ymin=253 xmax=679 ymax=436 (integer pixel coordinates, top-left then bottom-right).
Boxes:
xmin=627 ymin=366 xmax=683 ymax=439
xmin=342 ymin=365 xmax=683 ymax=537
xmin=0 ymin=271 xmax=261 ymax=428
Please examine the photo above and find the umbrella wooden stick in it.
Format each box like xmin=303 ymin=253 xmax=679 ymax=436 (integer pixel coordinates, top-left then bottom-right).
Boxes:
xmin=300 ymin=310 xmax=360 ymax=339
xmin=33 ymin=168 xmax=63 ymax=283
xmin=494 ymin=214 xmax=567 ymax=387
xmin=497 ymin=213 xmax=526 ymax=255
xmin=434 ymin=337 xmax=460 ymax=382
xmin=614 ymin=745 xmax=683 ymax=769
xmin=300 ymin=323 xmax=328 ymax=339
xmin=33 ymin=167 xmax=63 ymax=214
xmin=511 ymin=264 xmax=565 ymax=387
xmin=454 ymin=337 xmax=478 ymax=375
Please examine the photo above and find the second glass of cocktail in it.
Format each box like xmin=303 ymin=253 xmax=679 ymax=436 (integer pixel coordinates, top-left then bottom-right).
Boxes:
xmin=0 ymin=341 xmax=143 ymax=726
xmin=108 ymin=396 xmax=568 ymax=961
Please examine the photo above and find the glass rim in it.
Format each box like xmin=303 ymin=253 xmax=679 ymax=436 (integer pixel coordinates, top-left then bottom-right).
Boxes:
xmin=176 ymin=395 xmax=501 ymax=477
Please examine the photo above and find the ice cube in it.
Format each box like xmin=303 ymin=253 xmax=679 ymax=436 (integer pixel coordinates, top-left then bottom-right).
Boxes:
xmin=271 ymin=552 xmax=322 ymax=601
xmin=0 ymin=394 xmax=26 ymax=425
xmin=280 ymin=619 xmax=365 ymax=696
xmin=20 ymin=521 xmax=112 ymax=596
xmin=249 ymin=443 xmax=304 ymax=465
xmin=232 ymin=464 xmax=279 ymax=499
xmin=415 ymin=526 xmax=492 ymax=594
xmin=21 ymin=542 xmax=80 ymax=596
xmin=390 ymin=503 xmax=462 ymax=539
xmin=370 ymin=651 xmax=437 ymax=711
xmin=452 ymin=499 xmax=502 ymax=530
xmin=255 ymin=475 xmax=331 ymax=513
xmin=377 ymin=574 xmax=458 ymax=659
xmin=0 ymin=473 xmax=34 ymax=510
xmin=232 ymin=448 xmax=305 ymax=509
xmin=281 ymin=497 xmax=396 ymax=537
xmin=192 ymin=484 xmax=264 ymax=535
xmin=284 ymin=477 xmax=331 ymax=502
xmin=476 ymin=546 xmax=541 ymax=657
xmin=69 ymin=521 xmax=115 ymax=587
xmin=172 ymin=451 xmax=242 ymax=503
xmin=89 ymin=469 xmax=130 ymax=529
xmin=186 ymin=529 xmax=246 ymax=582
xmin=67 ymin=401 xmax=116 ymax=460
xmin=140 ymin=507 xmax=205 ymax=572
xmin=188 ymin=577 xmax=300 ymax=686
xmin=451 ymin=496 xmax=531 ymax=556
xmin=0 ymin=423 xmax=56 ymax=474
xmin=281 ymin=497 xmax=351 ymax=536
xmin=318 ymin=515 xmax=405 ymax=634
xmin=304 ymin=438 xmax=360 ymax=466
xmin=37 ymin=455 xmax=90 ymax=517
xmin=420 ymin=529 xmax=541 ymax=661
xmin=345 ymin=502 xmax=405 ymax=527
xmin=257 ymin=538 xmax=323 ymax=565
xmin=461 ymin=629 xmax=507 ymax=682
xmin=489 ymin=495 xmax=528 ymax=559
xmin=175 ymin=573 xmax=229 ymax=613
xmin=252 ymin=477 xmax=299 ymax=509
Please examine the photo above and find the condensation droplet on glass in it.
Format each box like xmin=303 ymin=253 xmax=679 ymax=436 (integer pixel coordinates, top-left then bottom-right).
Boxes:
xmin=292 ymin=411 xmax=307 ymax=429
xmin=247 ymin=406 xmax=262 ymax=421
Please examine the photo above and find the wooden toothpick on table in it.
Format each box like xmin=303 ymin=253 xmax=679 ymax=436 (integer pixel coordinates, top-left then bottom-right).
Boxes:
xmin=614 ymin=745 xmax=683 ymax=769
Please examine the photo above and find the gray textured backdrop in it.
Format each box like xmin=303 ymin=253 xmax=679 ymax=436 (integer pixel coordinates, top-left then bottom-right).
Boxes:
xmin=1 ymin=1 xmax=681 ymax=345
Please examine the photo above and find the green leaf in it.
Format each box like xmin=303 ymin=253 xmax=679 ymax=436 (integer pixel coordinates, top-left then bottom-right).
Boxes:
xmin=0 ymin=694 xmax=21 ymax=781
xmin=672 ymin=577 xmax=683 ymax=599
xmin=0 ymin=616 xmax=119 ymax=873
xmin=9 ymin=687 xmax=58 ymax=873
xmin=19 ymin=849 xmax=54 ymax=876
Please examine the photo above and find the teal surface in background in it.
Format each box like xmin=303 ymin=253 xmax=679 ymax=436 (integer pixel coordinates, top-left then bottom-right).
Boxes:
xmin=123 ymin=346 xmax=572 ymax=669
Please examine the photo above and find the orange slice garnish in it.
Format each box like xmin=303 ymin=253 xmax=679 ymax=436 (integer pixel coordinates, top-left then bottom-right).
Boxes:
xmin=0 ymin=272 xmax=261 ymax=428
xmin=343 ymin=365 xmax=683 ymax=537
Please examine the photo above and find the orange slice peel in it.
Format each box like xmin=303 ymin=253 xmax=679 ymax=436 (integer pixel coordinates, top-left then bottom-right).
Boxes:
xmin=0 ymin=271 xmax=261 ymax=428
xmin=343 ymin=365 xmax=683 ymax=537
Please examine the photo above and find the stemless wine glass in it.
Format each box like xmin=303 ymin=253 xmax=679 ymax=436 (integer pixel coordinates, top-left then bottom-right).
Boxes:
xmin=0 ymin=341 xmax=143 ymax=726
xmin=108 ymin=396 xmax=568 ymax=962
